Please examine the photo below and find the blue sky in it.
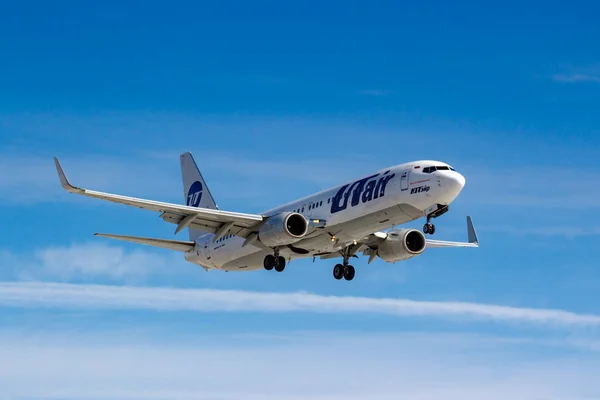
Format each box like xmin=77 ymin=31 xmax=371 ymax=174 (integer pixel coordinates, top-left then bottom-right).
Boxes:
xmin=1 ymin=1 xmax=600 ymax=398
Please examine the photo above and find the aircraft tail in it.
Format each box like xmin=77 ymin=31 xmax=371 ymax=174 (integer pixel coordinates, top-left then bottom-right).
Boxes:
xmin=180 ymin=152 xmax=218 ymax=240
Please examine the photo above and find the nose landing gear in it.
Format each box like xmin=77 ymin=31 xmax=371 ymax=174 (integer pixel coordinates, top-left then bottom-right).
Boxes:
xmin=423 ymin=204 xmax=449 ymax=235
xmin=423 ymin=222 xmax=436 ymax=235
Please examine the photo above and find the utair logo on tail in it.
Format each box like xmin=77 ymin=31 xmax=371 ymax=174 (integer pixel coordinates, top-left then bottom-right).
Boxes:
xmin=187 ymin=181 xmax=203 ymax=207
xmin=330 ymin=170 xmax=396 ymax=214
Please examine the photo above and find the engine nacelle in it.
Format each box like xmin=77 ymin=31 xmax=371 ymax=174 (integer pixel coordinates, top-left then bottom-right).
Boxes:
xmin=258 ymin=212 xmax=308 ymax=247
xmin=377 ymin=229 xmax=427 ymax=263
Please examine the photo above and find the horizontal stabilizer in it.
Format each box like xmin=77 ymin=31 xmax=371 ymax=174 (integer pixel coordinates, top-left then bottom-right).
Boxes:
xmin=95 ymin=233 xmax=196 ymax=252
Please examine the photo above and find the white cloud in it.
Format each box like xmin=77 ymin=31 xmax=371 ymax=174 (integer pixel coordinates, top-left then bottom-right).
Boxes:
xmin=2 ymin=112 xmax=599 ymax=213
xmin=0 ymin=330 xmax=599 ymax=400
xmin=480 ymin=225 xmax=600 ymax=238
xmin=359 ymin=89 xmax=393 ymax=96
xmin=0 ymin=242 xmax=183 ymax=284
xmin=36 ymin=242 xmax=179 ymax=281
xmin=462 ymin=165 xmax=600 ymax=209
xmin=0 ymin=152 xmax=180 ymax=204
xmin=553 ymin=73 xmax=600 ymax=84
xmin=0 ymin=148 xmax=375 ymax=208
xmin=552 ymin=65 xmax=600 ymax=84
xmin=1 ymin=281 xmax=599 ymax=328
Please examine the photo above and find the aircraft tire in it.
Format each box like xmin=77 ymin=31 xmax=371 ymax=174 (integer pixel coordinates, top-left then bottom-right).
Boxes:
xmin=423 ymin=223 xmax=435 ymax=235
xmin=333 ymin=264 xmax=344 ymax=280
xmin=263 ymin=254 xmax=275 ymax=270
xmin=275 ymin=256 xmax=286 ymax=272
xmin=343 ymin=265 xmax=355 ymax=281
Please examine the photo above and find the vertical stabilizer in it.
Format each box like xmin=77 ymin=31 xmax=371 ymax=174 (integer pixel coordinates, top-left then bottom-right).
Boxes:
xmin=180 ymin=152 xmax=218 ymax=240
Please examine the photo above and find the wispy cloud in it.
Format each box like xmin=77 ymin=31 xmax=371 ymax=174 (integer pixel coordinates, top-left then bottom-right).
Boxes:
xmin=552 ymin=65 xmax=600 ymax=84
xmin=480 ymin=225 xmax=600 ymax=238
xmin=30 ymin=243 xmax=180 ymax=282
xmin=0 ymin=149 xmax=375 ymax=208
xmin=0 ymin=330 xmax=599 ymax=400
xmin=1 ymin=281 xmax=599 ymax=327
xmin=553 ymin=73 xmax=600 ymax=84
xmin=359 ymin=89 xmax=393 ymax=96
xmin=462 ymin=165 xmax=600 ymax=209
xmin=0 ymin=243 xmax=214 ymax=287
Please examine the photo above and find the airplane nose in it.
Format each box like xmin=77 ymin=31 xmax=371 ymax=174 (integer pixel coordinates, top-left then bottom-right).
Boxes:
xmin=452 ymin=172 xmax=466 ymax=190
xmin=440 ymin=171 xmax=465 ymax=203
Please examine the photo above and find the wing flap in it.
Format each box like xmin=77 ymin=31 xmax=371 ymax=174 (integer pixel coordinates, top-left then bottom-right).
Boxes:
xmin=54 ymin=157 xmax=264 ymax=236
xmin=94 ymin=233 xmax=196 ymax=252
xmin=160 ymin=212 xmax=255 ymax=237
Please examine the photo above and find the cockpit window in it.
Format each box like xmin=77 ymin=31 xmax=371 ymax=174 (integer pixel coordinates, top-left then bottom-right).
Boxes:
xmin=423 ymin=165 xmax=456 ymax=173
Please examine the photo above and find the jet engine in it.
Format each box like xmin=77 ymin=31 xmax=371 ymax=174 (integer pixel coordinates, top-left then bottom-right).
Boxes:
xmin=377 ymin=229 xmax=427 ymax=263
xmin=258 ymin=212 xmax=308 ymax=247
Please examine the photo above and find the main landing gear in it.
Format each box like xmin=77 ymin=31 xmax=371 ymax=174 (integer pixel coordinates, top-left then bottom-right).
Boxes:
xmin=264 ymin=249 xmax=286 ymax=272
xmin=333 ymin=247 xmax=356 ymax=281
xmin=423 ymin=205 xmax=449 ymax=235
xmin=333 ymin=263 xmax=355 ymax=281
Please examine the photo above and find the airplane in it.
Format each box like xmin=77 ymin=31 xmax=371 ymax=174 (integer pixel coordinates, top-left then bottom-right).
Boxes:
xmin=53 ymin=153 xmax=478 ymax=281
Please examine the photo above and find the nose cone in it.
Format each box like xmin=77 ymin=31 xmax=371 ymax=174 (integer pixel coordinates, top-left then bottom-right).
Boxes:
xmin=440 ymin=171 xmax=465 ymax=204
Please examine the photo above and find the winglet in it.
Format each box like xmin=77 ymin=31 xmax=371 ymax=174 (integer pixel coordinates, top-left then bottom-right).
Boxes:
xmin=53 ymin=157 xmax=83 ymax=193
xmin=467 ymin=216 xmax=479 ymax=244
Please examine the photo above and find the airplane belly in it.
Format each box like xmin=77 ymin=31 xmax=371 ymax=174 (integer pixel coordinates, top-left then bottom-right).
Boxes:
xmin=221 ymin=251 xmax=269 ymax=271
xmin=208 ymin=238 xmax=263 ymax=269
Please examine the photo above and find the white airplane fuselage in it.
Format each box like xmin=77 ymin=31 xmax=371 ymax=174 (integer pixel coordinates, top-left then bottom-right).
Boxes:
xmin=185 ymin=160 xmax=466 ymax=271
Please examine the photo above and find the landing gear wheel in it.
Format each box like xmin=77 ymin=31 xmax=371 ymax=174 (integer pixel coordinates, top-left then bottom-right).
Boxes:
xmin=423 ymin=223 xmax=436 ymax=235
xmin=333 ymin=264 xmax=344 ymax=280
xmin=275 ymin=256 xmax=286 ymax=272
xmin=343 ymin=265 xmax=355 ymax=281
xmin=263 ymin=254 xmax=275 ymax=270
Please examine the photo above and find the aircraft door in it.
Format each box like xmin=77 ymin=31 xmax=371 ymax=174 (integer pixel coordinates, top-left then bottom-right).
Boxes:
xmin=400 ymin=169 xmax=410 ymax=191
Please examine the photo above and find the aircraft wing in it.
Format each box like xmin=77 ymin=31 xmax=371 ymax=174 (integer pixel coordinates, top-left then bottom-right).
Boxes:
xmin=54 ymin=158 xmax=265 ymax=237
xmin=317 ymin=216 xmax=479 ymax=263
xmin=425 ymin=216 xmax=479 ymax=248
